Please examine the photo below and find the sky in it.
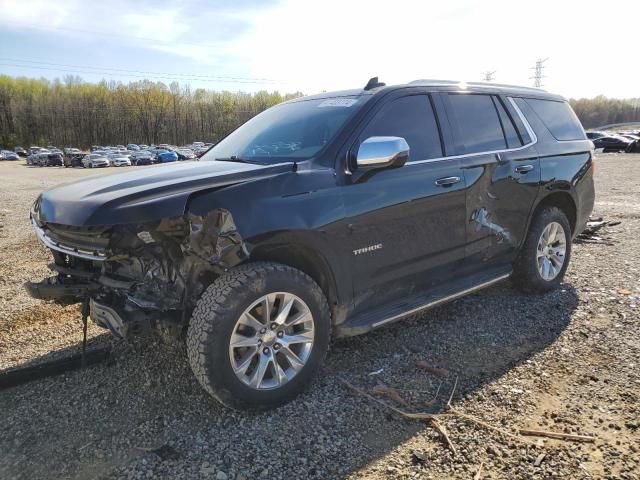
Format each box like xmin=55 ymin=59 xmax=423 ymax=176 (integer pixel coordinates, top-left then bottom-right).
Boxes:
xmin=0 ymin=0 xmax=639 ymax=99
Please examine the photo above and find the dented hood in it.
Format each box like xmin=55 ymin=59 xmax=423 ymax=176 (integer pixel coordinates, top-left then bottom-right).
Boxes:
xmin=34 ymin=160 xmax=293 ymax=226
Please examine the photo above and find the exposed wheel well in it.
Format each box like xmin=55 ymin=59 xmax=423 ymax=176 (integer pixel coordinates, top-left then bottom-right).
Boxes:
xmin=532 ymin=192 xmax=577 ymax=234
xmin=249 ymin=244 xmax=339 ymax=322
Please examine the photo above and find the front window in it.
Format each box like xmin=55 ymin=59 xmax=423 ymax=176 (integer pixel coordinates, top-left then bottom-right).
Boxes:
xmin=201 ymin=97 xmax=362 ymax=164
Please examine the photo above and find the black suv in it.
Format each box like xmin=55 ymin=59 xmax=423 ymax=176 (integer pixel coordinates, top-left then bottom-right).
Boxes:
xmin=27 ymin=79 xmax=595 ymax=409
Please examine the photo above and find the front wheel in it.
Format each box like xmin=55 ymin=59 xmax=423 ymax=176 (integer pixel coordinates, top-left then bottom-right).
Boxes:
xmin=512 ymin=206 xmax=572 ymax=292
xmin=187 ymin=262 xmax=331 ymax=410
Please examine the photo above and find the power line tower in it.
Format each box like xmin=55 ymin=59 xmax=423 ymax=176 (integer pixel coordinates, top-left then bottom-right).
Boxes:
xmin=482 ymin=70 xmax=496 ymax=82
xmin=530 ymin=58 xmax=549 ymax=88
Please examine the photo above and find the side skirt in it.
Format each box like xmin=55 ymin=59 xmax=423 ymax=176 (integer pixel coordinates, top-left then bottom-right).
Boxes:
xmin=336 ymin=270 xmax=511 ymax=337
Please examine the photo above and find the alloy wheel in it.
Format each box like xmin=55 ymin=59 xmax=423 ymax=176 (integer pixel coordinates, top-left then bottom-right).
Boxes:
xmin=228 ymin=292 xmax=315 ymax=390
xmin=536 ymin=221 xmax=567 ymax=281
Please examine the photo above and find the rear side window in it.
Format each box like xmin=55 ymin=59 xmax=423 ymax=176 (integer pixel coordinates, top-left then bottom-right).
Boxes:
xmin=524 ymin=98 xmax=585 ymax=141
xmin=360 ymin=95 xmax=443 ymax=161
xmin=447 ymin=94 xmax=506 ymax=154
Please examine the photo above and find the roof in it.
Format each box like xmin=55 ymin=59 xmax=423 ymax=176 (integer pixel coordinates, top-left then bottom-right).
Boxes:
xmin=287 ymin=79 xmax=565 ymax=104
xmin=283 ymin=88 xmax=373 ymax=104
xmin=407 ymin=79 xmax=565 ymax=100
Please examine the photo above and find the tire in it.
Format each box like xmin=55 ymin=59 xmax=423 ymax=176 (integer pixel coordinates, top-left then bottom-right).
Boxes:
xmin=89 ymin=163 xmax=93 ymax=168
xmin=187 ymin=261 xmax=331 ymax=410
xmin=512 ymin=206 xmax=572 ymax=293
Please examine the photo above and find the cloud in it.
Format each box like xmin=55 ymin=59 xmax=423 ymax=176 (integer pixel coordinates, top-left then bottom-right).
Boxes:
xmin=237 ymin=0 xmax=640 ymax=97
xmin=0 ymin=0 xmax=278 ymax=65
xmin=0 ymin=0 xmax=80 ymax=27
xmin=1 ymin=0 xmax=639 ymax=97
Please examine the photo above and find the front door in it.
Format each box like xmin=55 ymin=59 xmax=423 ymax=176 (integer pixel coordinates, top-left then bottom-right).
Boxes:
xmin=342 ymin=93 xmax=467 ymax=314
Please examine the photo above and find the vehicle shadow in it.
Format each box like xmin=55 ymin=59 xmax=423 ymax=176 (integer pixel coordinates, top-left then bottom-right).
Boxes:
xmin=0 ymin=281 xmax=578 ymax=480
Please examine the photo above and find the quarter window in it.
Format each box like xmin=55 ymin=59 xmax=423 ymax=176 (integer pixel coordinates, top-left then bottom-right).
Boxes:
xmin=359 ymin=95 xmax=443 ymax=162
xmin=524 ymin=98 xmax=586 ymax=141
xmin=447 ymin=94 xmax=506 ymax=154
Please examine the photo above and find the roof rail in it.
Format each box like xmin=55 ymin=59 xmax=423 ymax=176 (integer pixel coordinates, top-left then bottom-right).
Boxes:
xmin=408 ymin=79 xmax=546 ymax=92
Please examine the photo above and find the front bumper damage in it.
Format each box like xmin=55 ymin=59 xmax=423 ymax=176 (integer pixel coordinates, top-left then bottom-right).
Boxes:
xmin=26 ymin=209 xmax=249 ymax=340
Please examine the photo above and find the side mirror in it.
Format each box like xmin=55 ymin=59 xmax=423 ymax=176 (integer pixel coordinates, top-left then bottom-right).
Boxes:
xmin=356 ymin=136 xmax=410 ymax=170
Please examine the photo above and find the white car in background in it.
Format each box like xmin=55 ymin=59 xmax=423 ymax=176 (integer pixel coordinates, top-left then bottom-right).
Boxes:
xmin=110 ymin=155 xmax=132 ymax=167
xmin=82 ymin=154 xmax=110 ymax=168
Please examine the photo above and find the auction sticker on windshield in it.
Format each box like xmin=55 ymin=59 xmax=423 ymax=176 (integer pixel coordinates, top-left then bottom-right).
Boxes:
xmin=317 ymin=98 xmax=358 ymax=108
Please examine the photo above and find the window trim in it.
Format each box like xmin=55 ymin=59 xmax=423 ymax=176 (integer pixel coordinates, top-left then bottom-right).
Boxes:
xmin=404 ymin=97 xmax=537 ymax=166
xmin=355 ymin=92 xmax=445 ymax=163
xmin=493 ymin=95 xmax=524 ymax=147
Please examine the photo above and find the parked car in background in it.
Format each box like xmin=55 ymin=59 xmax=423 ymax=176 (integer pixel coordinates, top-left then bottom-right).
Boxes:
xmin=82 ymin=154 xmax=110 ymax=168
xmin=26 ymin=151 xmax=46 ymax=165
xmin=592 ymin=135 xmax=632 ymax=152
xmin=45 ymin=152 xmax=63 ymax=166
xmin=14 ymin=146 xmax=27 ymax=157
xmin=1 ymin=150 xmax=20 ymax=160
xmin=130 ymin=150 xmax=153 ymax=165
xmin=138 ymin=144 xmax=149 ymax=150
xmin=127 ymin=144 xmax=140 ymax=151
xmin=34 ymin=153 xmax=50 ymax=166
xmin=586 ymin=131 xmax=607 ymax=140
xmin=29 ymin=146 xmax=43 ymax=155
xmin=64 ymin=152 xmax=86 ymax=168
xmin=157 ymin=150 xmax=178 ymax=163
xmin=148 ymin=147 xmax=168 ymax=162
xmin=619 ymin=134 xmax=640 ymax=142
xmin=109 ymin=155 xmax=132 ymax=167
xmin=175 ymin=148 xmax=196 ymax=160
xmin=63 ymin=147 xmax=82 ymax=155
xmin=31 ymin=151 xmax=59 ymax=167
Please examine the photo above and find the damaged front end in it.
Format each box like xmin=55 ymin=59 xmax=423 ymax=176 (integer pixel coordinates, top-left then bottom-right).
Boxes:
xmin=26 ymin=209 xmax=248 ymax=340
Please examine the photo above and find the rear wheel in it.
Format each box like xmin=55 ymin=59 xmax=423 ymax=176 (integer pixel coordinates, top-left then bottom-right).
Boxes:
xmin=512 ymin=207 xmax=571 ymax=292
xmin=187 ymin=262 xmax=330 ymax=410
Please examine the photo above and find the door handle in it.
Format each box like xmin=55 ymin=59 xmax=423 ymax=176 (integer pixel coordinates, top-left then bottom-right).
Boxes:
xmin=515 ymin=164 xmax=534 ymax=174
xmin=434 ymin=176 xmax=461 ymax=187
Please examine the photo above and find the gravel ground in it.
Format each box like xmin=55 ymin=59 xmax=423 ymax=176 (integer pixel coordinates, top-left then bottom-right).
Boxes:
xmin=0 ymin=156 xmax=638 ymax=480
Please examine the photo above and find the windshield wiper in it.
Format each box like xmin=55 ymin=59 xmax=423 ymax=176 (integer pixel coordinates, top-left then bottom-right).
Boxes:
xmin=214 ymin=155 xmax=264 ymax=165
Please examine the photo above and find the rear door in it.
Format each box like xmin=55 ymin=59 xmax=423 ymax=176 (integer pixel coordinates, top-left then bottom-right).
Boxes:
xmin=442 ymin=92 xmax=541 ymax=274
xmin=342 ymin=91 xmax=467 ymax=314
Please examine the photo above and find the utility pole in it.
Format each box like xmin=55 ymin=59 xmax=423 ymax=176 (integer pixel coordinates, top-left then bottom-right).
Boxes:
xmin=530 ymin=58 xmax=549 ymax=88
xmin=482 ymin=70 xmax=496 ymax=82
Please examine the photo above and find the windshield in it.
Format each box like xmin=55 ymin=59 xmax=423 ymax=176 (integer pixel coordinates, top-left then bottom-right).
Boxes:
xmin=201 ymin=97 xmax=362 ymax=164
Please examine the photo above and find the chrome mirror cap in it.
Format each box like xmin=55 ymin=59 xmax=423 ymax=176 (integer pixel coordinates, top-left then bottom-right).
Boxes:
xmin=356 ymin=136 xmax=410 ymax=169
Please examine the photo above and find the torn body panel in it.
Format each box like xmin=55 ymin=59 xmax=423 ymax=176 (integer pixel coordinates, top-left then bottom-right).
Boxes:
xmin=470 ymin=207 xmax=512 ymax=244
xmin=26 ymin=209 xmax=249 ymax=340
xmin=460 ymin=148 xmax=541 ymax=272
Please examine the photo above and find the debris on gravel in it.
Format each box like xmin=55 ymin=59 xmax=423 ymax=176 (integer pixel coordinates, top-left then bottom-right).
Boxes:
xmin=0 ymin=156 xmax=639 ymax=479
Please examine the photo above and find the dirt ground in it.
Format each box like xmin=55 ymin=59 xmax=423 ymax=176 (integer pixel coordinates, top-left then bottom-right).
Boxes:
xmin=0 ymin=156 xmax=638 ymax=480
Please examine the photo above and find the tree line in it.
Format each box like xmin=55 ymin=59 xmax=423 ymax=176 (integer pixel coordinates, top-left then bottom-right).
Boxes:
xmin=0 ymin=75 xmax=301 ymax=149
xmin=569 ymin=96 xmax=640 ymax=129
xmin=0 ymin=74 xmax=639 ymax=149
